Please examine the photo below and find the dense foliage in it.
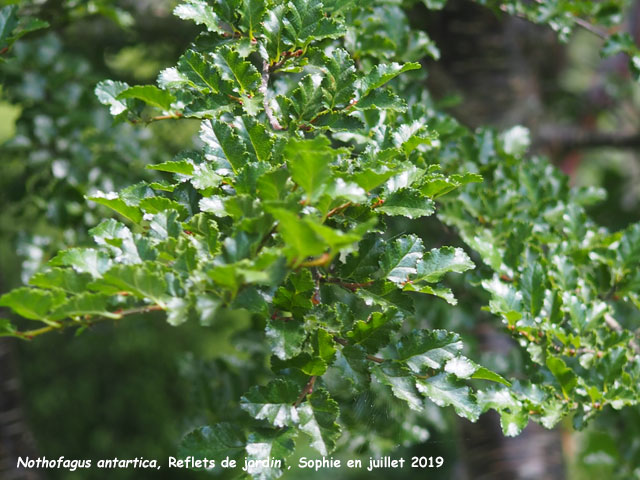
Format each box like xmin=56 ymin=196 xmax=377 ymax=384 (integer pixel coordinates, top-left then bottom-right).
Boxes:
xmin=1 ymin=1 xmax=640 ymax=479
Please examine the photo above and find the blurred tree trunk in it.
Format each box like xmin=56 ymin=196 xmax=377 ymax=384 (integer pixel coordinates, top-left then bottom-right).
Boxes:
xmin=0 ymin=338 xmax=41 ymax=480
xmin=416 ymin=1 xmax=568 ymax=478
xmin=0 ymin=272 xmax=41 ymax=480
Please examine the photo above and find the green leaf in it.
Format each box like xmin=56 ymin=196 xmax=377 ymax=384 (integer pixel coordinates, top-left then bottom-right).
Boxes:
xmin=471 ymin=366 xmax=511 ymax=387
xmin=29 ymin=268 xmax=93 ymax=294
xmin=272 ymin=353 xmax=328 ymax=376
xmin=332 ymin=344 xmax=370 ymax=390
xmin=0 ymin=6 xmax=18 ymax=47
xmin=546 ymin=356 xmax=578 ymax=398
xmin=49 ymin=248 xmax=111 ymax=279
xmin=200 ymin=119 xmax=250 ymax=174
xmin=88 ymin=191 xmax=143 ymax=224
xmin=240 ymin=378 xmax=301 ymax=427
xmin=139 ymin=197 xmax=188 ymax=217
xmin=317 ymin=48 xmax=357 ymax=108
xmin=0 ymin=319 xmax=19 ymax=338
xmin=289 ymin=74 xmax=325 ymax=123
xmin=266 ymin=319 xmax=307 ymax=360
xmin=95 ymin=263 xmax=168 ymax=307
xmin=245 ymin=429 xmax=296 ymax=479
xmin=0 ymin=288 xmax=65 ymax=324
xmin=269 ymin=208 xmax=327 ymax=259
xmin=179 ymin=423 xmax=246 ymax=464
xmin=213 ymin=46 xmax=261 ymax=94
xmin=378 ymin=234 xmax=423 ymax=285
xmin=392 ymin=329 xmax=462 ymax=373
xmin=175 ymin=50 xmax=224 ymax=92
xmin=50 ymin=293 xmax=121 ymax=321
xmin=284 ymin=0 xmax=346 ymax=46
xmin=195 ymin=294 xmax=223 ymax=326
xmin=347 ymin=309 xmax=402 ymax=353
xmin=297 ymin=389 xmax=340 ymax=455
xmin=521 ymin=262 xmax=545 ymax=317
xmin=378 ymin=189 xmax=435 ymax=219
xmin=117 ymin=85 xmax=175 ymax=111
xmin=416 ymin=373 xmax=480 ymax=421
xmin=358 ymin=62 xmax=421 ymax=98
xmin=499 ymin=408 xmax=529 ymax=437
xmin=372 ymin=363 xmax=424 ymax=411
xmin=239 ymin=0 xmax=266 ymax=39
xmin=166 ymin=297 xmax=190 ymax=326
xmin=355 ymin=89 xmax=406 ymax=111
xmin=413 ymin=247 xmax=474 ymax=283
xmin=234 ymin=115 xmax=274 ymax=163
xmin=95 ymin=80 xmax=130 ymax=116
xmin=402 ymin=283 xmax=457 ymax=305
xmin=173 ymin=0 xmax=224 ymax=34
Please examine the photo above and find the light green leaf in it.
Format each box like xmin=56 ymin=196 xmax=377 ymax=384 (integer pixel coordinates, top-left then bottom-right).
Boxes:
xmin=0 ymin=288 xmax=65 ymax=324
xmin=240 ymin=0 xmax=266 ymax=38
xmin=95 ymin=263 xmax=168 ymax=307
xmin=240 ymin=378 xmax=301 ymax=427
xmin=245 ymin=429 xmax=296 ymax=480
xmin=88 ymin=191 xmax=143 ymax=224
xmin=378 ymin=234 xmax=423 ymax=284
xmin=392 ymin=329 xmax=462 ymax=373
xmin=266 ymin=319 xmax=307 ymax=360
xmin=297 ymin=389 xmax=340 ymax=455
xmin=347 ymin=309 xmax=402 ymax=353
xmin=200 ymin=119 xmax=250 ymax=174
xmin=166 ymin=297 xmax=190 ymax=326
xmin=285 ymin=135 xmax=336 ymax=201
xmin=416 ymin=373 xmax=480 ymax=421
xmin=378 ymin=189 xmax=435 ymax=219
xmin=29 ymin=268 xmax=93 ymax=294
xmin=50 ymin=248 xmax=111 ymax=279
xmin=413 ymin=246 xmax=474 ymax=283
xmin=372 ymin=363 xmax=424 ymax=411
xmin=173 ymin=0 xmax=224 ymax=33
xmin=50 ymin=293 xmax=121 ymax=321
xmin=358 ymin=62 xmax=421 ymax=98
xmin=213 ymin=46 xmax=261 ymax=93
xmin=95 ymin=80 xmax=130 ymax=116
xmin=117 ymin=85 xmax=175 ymax=111
xmin=179 ymin=423 xmax=246 ymax=463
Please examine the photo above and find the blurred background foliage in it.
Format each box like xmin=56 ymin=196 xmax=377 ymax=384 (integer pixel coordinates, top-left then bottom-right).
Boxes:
xmin=0 ymin=0 xmax=639 ymax=479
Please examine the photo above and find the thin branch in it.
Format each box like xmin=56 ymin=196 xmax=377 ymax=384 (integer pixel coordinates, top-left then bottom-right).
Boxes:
xmin=260 ymin=60 xmax=284 ymax=131
xmin=324 ymin=202 xmax=352 ymax=220
xmin=604 ymin=313 xmax=640 ymax=354
xmin=321 ymin=277 xmax=374 ymax=292
xmin=573 ymin=17 xmax=608 ymax=39
xmin=293 ymin=376 xmax=316 ymax=406
xmin=18 ymin=304 xmax=164 ymax=340
xmin=130 ymin=112 xmax=184 ymax=125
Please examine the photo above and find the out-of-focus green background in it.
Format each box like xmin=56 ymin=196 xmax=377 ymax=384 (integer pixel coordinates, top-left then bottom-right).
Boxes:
xmin=1 ymin=1 xmax=639 ymax=479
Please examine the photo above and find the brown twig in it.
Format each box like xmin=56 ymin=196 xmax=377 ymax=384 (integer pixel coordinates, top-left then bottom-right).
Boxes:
xmin=321 ymin=277 xmax=374 ymax=292
xmin=604 ymin=313 xmax=640 ymax=354
xmin=260 ymin=60 xmax=284 ymax=131
xmin=325 ymin=202 xmax=352 ymax=220
xmin=293 ymin=376 xmax=317 ymax=406
xmin=299 ymin=252 xmax=332 ymax=268
xmin=573 ymin=17 xmax=608 ymax=39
